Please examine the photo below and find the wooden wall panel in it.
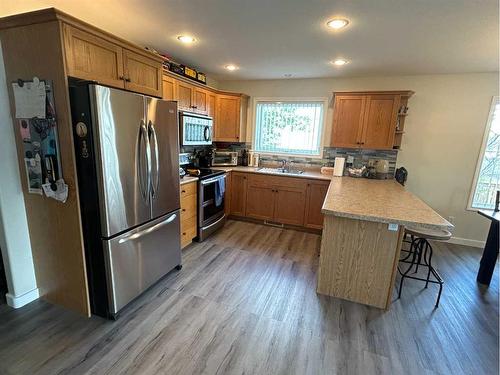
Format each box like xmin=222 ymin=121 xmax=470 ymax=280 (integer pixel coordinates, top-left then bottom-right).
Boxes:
xmin=0 ymin=21 xmax=90 ymax=316
xmin=317 ymin=215 xmax=403 ymax=309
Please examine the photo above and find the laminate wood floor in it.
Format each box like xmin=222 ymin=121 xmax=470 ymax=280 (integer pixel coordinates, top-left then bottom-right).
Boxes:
xmin=0 ymin=220 xmax=497 ymax=375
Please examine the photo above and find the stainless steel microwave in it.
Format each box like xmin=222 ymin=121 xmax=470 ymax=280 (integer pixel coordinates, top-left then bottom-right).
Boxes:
xmin=179 ymin=111 xmax=213 ymax=146
xmin=212 ymin=150 xmax=238 ymax=166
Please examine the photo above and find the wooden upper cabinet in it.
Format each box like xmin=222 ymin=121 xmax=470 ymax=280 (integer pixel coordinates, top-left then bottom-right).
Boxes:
xmin=230 ymin=172 xmax=248 ymax=217
xmin=360 ymin=95 xmax=400 ymax=150
xmin=193 ymin=88 xmax=208 ymax=115
xmin=331 ymin=91 xmax=411 ymax=150
xmin=304 ymin=181 xmax=330 ymax=229
xmin=123 ymin=49 xmax=162 ymax=97
xmin=207 ymin=92 xmax=217 ymax=119
xmin=331 ymin=95 xmax=366 ymax=148
xmin=216 ymin=94 xmax=241 ymax=141
xmin=63 ymin=24 xmax=124 ymax=88
xmin=176 ymin=81 xmax=194 ymax=111
xmin=162 ymin=75 xmax=176 ymax=101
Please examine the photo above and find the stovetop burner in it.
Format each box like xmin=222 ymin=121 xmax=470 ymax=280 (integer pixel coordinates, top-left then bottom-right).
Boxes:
xmin=182 ymin=167 xmax=225 ymax=180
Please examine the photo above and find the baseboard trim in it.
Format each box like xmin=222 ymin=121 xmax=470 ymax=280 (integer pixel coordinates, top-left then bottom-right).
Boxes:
xmin=448 ymin=237 xmax=485 ymax=248
xmin=6 ymin=288 xmax=39 ymax=308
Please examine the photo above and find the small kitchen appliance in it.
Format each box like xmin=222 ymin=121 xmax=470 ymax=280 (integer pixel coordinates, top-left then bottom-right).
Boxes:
xmin=212 ymin=150 xmax=238 ymax=166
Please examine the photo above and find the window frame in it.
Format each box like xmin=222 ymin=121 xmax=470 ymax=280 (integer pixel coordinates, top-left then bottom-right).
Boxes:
xmin=252 ymin=97 xmax=328 ymax=158
xmin=467 ymin=96 xmax=500 ymax=210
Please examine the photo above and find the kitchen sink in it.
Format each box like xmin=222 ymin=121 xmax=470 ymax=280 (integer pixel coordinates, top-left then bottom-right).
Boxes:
xmin=257 ymin=167 xmax=304 ymax=175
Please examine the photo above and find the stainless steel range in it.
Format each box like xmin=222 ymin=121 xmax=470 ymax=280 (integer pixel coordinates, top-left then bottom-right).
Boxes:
xmin=195 ymin=168 xmax=227 ymax=241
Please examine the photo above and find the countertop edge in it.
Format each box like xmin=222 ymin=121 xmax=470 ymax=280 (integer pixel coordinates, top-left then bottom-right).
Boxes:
xmin=321 ymin=208 xmax=454 ymax=231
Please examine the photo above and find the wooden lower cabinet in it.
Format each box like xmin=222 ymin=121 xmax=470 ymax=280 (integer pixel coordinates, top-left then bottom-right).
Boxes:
xmin=180 ymin=181 xmax=197 ymax=248
xmin=230 ymin=172 xmax=328 ymax=229
xmin=224 ymin=172 xmax=232 ymax=216
xmin=246 ymin=184 xmax=275 ymax=221
xmin=304 ymin=180 xmax=330 ymax=229
xmin=274 ymin=186 xmax=306 ymax=226
xmin=230 ymin=172 xmax=248 ymax=216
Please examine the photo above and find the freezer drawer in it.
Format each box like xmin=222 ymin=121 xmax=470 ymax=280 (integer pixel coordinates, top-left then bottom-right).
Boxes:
xmin=103 ymin=211 xmax=181 ymax=314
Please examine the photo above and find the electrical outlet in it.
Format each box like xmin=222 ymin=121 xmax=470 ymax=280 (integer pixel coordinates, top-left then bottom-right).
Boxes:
xmin=448 ymin=216 xmax=455 ymax=224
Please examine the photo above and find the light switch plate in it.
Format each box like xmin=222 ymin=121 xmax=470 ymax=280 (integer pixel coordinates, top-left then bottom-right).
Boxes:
xmin=388 ymin=223 xmax=399 ymax=231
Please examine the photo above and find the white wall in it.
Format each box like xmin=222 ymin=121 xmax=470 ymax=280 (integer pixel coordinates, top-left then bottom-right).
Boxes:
xmin=219 ymin=73 xmax=499 ymax=245
xmin=0 ymin=43 xmax=39 ymax=307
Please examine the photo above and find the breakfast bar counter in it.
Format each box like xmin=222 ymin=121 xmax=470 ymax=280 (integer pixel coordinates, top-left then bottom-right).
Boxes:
xmin=317 ymin=177 xmax=453 ymax=309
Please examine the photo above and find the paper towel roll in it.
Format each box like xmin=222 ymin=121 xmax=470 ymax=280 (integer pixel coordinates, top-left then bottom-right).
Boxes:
xmin=333 ymin=157 xmax=345 ymax=177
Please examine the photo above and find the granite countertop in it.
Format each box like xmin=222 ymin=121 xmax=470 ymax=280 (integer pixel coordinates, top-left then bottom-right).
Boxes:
xmin=217 ymin=165 xmax=332 ymax=181
xmin=180 ymin=176 xmax=199 ymax=185
xmin=322 ymin=177 xmax=454 ymax=231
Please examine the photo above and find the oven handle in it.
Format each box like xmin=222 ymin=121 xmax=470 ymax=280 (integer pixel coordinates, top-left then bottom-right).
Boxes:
xmin=201 ymin=174 xmax=226 ymax=185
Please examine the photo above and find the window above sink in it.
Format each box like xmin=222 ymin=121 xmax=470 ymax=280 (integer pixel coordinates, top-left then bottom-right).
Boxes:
xmin=253 ymin=99 xmax=327 ymax=157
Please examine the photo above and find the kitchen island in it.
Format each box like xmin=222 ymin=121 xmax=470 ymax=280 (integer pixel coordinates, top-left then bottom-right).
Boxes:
xmin=317 ymin=177 xmax=453 ymax=309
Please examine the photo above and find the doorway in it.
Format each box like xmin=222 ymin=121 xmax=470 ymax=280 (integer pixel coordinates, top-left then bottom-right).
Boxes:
xmin=0 ymin=248 xmax=8 ymax=303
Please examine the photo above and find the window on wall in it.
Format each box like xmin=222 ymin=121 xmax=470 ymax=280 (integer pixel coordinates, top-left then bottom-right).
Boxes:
xmin=469 ymin=96 xmax=500 ymax=209
xmin=254 ymin=100 xmax=325 ymax=156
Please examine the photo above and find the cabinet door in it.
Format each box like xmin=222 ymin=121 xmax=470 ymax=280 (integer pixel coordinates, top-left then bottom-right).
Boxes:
xmin=304 ymin=181 xmax=329 ymax=229
xmin=123 ymin=49 xmax=162 ymax=97
xmin=207 ymin=92 xmax=217 ymax=138
xmin=216 ymin=95 xmax=240 ymax=141
xmin=230 ymin=173 xmax=247 ymax=217
xmin=360 ymin=95 xmax=400 ymax=150
xmin=63 ymin=24 xmax=124 ymax=88
xmin=224 ymin=172 xmax=232 ymax=216
xmin=162 ymin=75 xmax=176 ymax=101
xmin=274 ymin=186 xmax=306 ymax=226
xmin=193 ymin=88 xmax=208 ymax=115
xmin=246 ymin=182 xmax=275 ymax=221
xmin=176 ymin=81 xmax=194 ymax=111
xmin=331 ymin=95 xmax=366 ymax=148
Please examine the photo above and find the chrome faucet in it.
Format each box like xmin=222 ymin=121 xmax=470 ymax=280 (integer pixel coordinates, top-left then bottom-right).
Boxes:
xmin=281 ymin=159 xmax=289 ymax=172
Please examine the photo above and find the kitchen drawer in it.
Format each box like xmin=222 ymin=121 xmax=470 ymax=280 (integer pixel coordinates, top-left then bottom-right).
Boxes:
xmin=180 ymin=215 xmax=197 ymax=249
xmin=181 ymin=226 xmax=197 ymax=248
xmin=180 ymin=181 xmax=197 ymax=198
xmin=181 ymin=194 xmax=197 ymax=220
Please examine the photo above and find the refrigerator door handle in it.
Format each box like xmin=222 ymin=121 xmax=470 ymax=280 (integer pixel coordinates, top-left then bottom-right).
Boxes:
xmin=148 ymin=120 xmax=160 ymax=199
xmin=118 ymin=212 xmax=177 ymax=244
xmin=139 ymin=120 xmax=152 ymax=202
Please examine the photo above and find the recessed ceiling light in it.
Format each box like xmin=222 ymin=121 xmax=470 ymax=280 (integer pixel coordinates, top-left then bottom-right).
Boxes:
xmin=331 ymin=59 xmax=349 ymax=66
xmin=284 ymin=73 xmax=292 ymax=78
xmin=327 ymin=18 xmax=349 ymax=29
xmin=225 ymin=64 xmax=238 ymax=71
xmin=177 ymin=35 xmax=196 ymax=44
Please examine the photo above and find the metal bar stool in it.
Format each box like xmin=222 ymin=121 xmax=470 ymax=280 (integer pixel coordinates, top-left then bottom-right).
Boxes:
xmin=397 ymin=226 xmax=452 ymax=308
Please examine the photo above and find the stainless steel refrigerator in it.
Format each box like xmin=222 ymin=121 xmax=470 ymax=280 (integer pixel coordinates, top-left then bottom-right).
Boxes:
xmin=69 ymin=82 xmax=181 ymax=318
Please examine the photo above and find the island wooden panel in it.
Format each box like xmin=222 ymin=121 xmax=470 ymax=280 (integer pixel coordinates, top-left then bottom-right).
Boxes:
xmin=317 ymin=215 xmax=404 ymax=309
xmin=0 ymin=21 xmax=90 ymax=315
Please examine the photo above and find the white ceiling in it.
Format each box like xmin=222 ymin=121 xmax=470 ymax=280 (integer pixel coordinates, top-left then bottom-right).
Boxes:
xmin=1 ymin=0 xmax=498 ymax=80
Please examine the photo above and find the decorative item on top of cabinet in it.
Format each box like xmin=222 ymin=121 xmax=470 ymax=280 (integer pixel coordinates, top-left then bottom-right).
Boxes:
xmin=330 ymin=91 xmax=414 ymax=150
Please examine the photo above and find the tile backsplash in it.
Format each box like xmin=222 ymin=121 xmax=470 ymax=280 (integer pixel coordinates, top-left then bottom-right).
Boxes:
xmin=213 ymin=142 xmax=398 ymax=174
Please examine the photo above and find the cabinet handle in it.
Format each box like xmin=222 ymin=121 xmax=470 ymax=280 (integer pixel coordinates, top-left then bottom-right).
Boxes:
xmin=119 ymin=76 xmax=124 ymax=80
xmin=182 ymin=208 xmax=186 ymax=212
xmin=182 ymin=190 xmax=186 ymax=193
xmin=182 ymin=232 xmax=186 ymax=235
xmin=125 ymin=77 xmax=131 ymax=82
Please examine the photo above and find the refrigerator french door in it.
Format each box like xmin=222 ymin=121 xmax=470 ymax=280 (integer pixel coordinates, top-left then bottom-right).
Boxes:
xmin=70 ymin=82 xmax=181 ymax=318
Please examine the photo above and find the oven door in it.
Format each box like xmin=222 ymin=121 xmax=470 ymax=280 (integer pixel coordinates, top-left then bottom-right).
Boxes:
xmin=199 ymin=174 xmax=226 ymax=227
